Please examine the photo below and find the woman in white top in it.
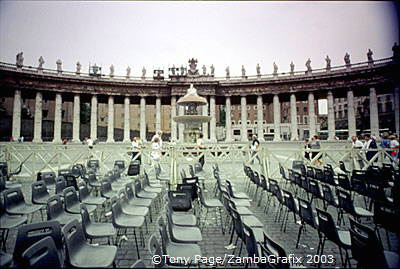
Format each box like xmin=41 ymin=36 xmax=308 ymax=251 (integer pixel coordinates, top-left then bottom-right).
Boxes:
xmin=151 ymin=137 xmax=161 ymax=163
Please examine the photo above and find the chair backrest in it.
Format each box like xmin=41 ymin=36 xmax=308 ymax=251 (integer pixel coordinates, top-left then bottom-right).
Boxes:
xmin=41 ymin=172 xmax=56 ymax=186
xmin=62 ymin=219 xmax=87 ymax=265
xmin=46 ymin=195 xmax=64 ymax=220
xmin=338 ymin=173 xmax=351 ymax=191
xmin=3 ymin=187 xmax=25 ymax=211
xmin=78 ymin=182 xmax=90 ymax=201
xmin=55 ymin=176 xmax=67 ymax=195
xmin=148 ymin=234 xmax=163 ymax=261
xmin=339 ymin=161 xmax=348 ymax=173
xmin=282 ymin=189 xmax=296 ymax=212
xmin=14 ymin=220 xmax=63 ymax=264
xmin=349 ymin=217 xmax=388 ymax=269
xmin=308 ymin=179 xmax=321 ymax=197
xmin=111 ymin=197 xmax=123 ymax=220
xmin=306 ymin=166 xmax=314 ymax=178
xmin=314 ymin=168 xmax=324 ymax=181
xmin=321 ymin=184 xmax=336 ymax=207
xmin=292 ymin=160 xmax=304 ymax=170
xmin=58 ymin=169 xmax=71 ymax=177
xmin=71 ymin=164 xmax=83 ymax=178
xmin=298 ymin=197 xmax=316 ymax=227
xmin=0 ymin=174 xmax=5 ymax=192
xmin=87 ymin=160 xmax=99 ymax=170
xmin=114 ymin=160 xmax=125 ymax=171
xmin=229 ymin=206 xmax=244 ymax=241
xmin=242 ymin=223 xmax=259 ymax=258
xmin=261 ymin=232 xmax=290 ymax=269
xmin=300 ymin=175 xmax=309 ymax=191
xmin=315 ymin=208 xmax=340 ymax=244
xmin=134 ymin=180 xmax=142 ymax=195
xmin=336 ymin=189 xmax=354 ymax=214
xmin=63 ymin=186 xmax=79 ymax=210
xmin=373 ymin=201 xmax=399 ymax=234
xmin=31 ymin=181 xmax=50 ymax=203
xmin=21 ymin=236 xmax=61 ymax=268
xmin=80 ymin=204 xmax=92 ymax=236
xmin=125 ymin=183 xmax=135 ymax=200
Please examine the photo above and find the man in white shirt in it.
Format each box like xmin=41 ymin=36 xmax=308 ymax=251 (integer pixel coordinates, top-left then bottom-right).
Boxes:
xmin=351 ymin=136 xmax=364 ymax=169
xmin=87 ymin=137 xmax=94 ymax=149
xmin=250 ymin=135 xmax=261 ymax=165
xmin=131 ymin=137 xmax=141 ymax=163
xmin=151 ymin=130 xmax=163 ymax=149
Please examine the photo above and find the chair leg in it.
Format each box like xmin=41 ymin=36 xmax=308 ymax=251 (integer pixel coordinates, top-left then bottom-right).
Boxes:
xmin=296 ymin=225 xmax=303 ymax=248
xmin=133 ymin=228 xmax=140 ymax=259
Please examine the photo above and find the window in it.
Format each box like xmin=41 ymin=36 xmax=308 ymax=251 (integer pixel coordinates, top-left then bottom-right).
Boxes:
xmin=232 ymin=121 xmax=235 ymax=125
xmin=254 ymin=120 xmax=257 ymax=124
xmin=247 ymin=106 xmax=251 ymax=110
xmin=263 ymin=105 xmax=266 ymax=110
xmin=270 ymin=129 xmax=274 ymax=133
xmin=238 ymin=120 xmax=242 ymax=124
xmin=247 ymin=120 xmax=251 ymax=125
xmin=297 ymin=116 xmax=300 ymax=123
xmin=253 ymin=105 xmax=257 ymax=110
xmin=263 ymin=121 xmax=266 ymax=124
xmin=303 ymin=116 xmax=308 ymax=124
xmin=296 ymin=107 xmax=299 ymax=112
xmin=233 ymin=130 xmax=241 ymax=135
xmin=238 ymin=106 xmax=241 ymax=110
xmin=231 ymin=106 xmax=235 ymax=110
xmin=304 ymin=107 xmax=308 ymax=112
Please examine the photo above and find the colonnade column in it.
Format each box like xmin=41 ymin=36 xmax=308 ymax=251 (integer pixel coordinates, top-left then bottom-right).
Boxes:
xmin=90 ymin=95 xmax=97 ymax=140
xmin=240 ymin=95 xmax=248 ymax=141
xmin=209 ymin=95 xmax=217 ymax=142
xmin=225 ymin=96 xmax=232 ymax=142
xmin=369 ymin=87 xmax=380 ymax=138
xmin=53 ymin=93 xmax=62 ymax=143
xmin=202 ymin=102 xmax=209 ymax=141
xmin=155 ymin=97 xmax=161 ymax=132
xmin=12 ymin=90 xmax=22 ymax=140
xmin=347 ymin=90 xmax=357 ymax=138
xmin=290 ymin=93 xmax=299 ymax=140
xmin=394 ymin=86 xmax=400 ymax=136
xmin=178 ymin=103 xmax=184 ymax=143
xmin=140 ymin=96 xmax=146 ymax=141
xmin=327 ymin=91 xmax=336 ymax=140
xmin=257 ymin=95 xmax=264 ymax=141
xmin=32 ymin=91 xmax=43 ymax=143
xmin=308 ymin=92 xmax=316 ymax=138
xmin=171 ymin=96 xmax=177 ymax=142
xmin=123 ymin=96 xmax=130 ymax=142
xmin=273 ymin=94 xmax=281 ymax=141
xmin=72 ymin=94 xmax=80 ymax=142
xmin=106 ymin=96 xmax=115 ymax=143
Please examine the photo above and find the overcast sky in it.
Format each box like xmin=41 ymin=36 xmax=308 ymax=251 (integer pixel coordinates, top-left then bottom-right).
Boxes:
xmin=0 ymin=1 xmax=399 ymax=112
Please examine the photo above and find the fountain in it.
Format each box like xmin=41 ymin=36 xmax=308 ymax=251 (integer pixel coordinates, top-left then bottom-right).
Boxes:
xmin=174 ymin=84 xmax=211 ymax=143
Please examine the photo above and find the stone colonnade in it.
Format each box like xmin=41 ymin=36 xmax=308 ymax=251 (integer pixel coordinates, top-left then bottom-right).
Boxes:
xmin=10 ymin=87 xmax=398 ymax=143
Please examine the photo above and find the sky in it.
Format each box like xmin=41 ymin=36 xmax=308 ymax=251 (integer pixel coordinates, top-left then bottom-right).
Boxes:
xmin=0 ymin=1 xmax=399 ymax=112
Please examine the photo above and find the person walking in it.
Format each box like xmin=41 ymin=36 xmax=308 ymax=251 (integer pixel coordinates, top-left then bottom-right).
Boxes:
xmin=351 ymin=136 xmax=364 ymax=169
xmin=363 ymin=134 xmax=378 ymax=163
xmin=195 ymin=134 xmax=206 ymax=168
xmin=131 ymin=137 xmax=142 ymax=164
xmin=150 ymin=137 xmax=161 ymax=166
xmin=87 ymin=137 xmax=94 ymax=150
xmin=250 ymin=135 xmax=261 ymax=165
xmin=304 ymin=138 xmax=311 ymax=161
xmin=309 ymin=135 xmax=321 ymax=165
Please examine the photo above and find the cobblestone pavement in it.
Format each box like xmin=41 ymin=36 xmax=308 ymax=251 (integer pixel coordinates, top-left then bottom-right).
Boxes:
xmin=3 ymin=161 xmax=399 ymax=268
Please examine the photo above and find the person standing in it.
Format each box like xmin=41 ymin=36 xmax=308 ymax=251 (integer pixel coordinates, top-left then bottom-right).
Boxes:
xmin=304 ymin=138 xmax=311 ymax=161
xmin=351 ymin=136 xmax=364 ymax=169
xmin=195 ymin=134 xmax=206 ymax=168
xmin=151 ymin=130 xmax=163 ymax=148
xmin=131 ymin=137 xmax=142 ymax=163
xmin=309 ymin=135 xmax=321 ymax=165
xmin=363 ymin=134 xmax=378 ymax=162
xmin=86 ymin=137 xmax=94 ymax=150
xmin=389 ymin=135 xmax=399 ymax=161
xmin=250 ymin=135 xmax=261 ymax=165
xmin=150 ymin=137 xmax=161 ymax=166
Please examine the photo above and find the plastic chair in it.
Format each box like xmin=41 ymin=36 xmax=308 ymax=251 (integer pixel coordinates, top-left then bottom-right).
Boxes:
xmin=87 ymin=160 xmax=100 ymax=171
xmin=165 ymin=211 xmax=202 ymax=244
xmin=295 ymin=197 xmax=318 ymax=248
xmin=0 ymin=198 xmax=27 ymax=251
xmin=78 ymin=182 xmax=106 ymax=206
xmin=336 ymin=189 xmax=373 ymax=226
xmin=32 ymin=181 xmax=51 ymax=205
xmin=349 ymin=217 xmax=400 ymax=269
xmin=80 ymin=204 xmax=116 ymax=244
xmin=226 ymin=180 xmax=249 ymax=199
xmin=20 ymin=236 xmax=61 ymax=268
xmin=3 ymin=187 xmax=43 ymax=220
xmin=63 ymin=186 xmax=96 ymax=215
xmin=100 ymin=179 xmax=117 ymax=199
xmin=62 ymin=219 xmax=117 ymax=268
xmin=197 ymin=186 xmax=224 ymax=233
xmin=131 ymin=259 xmax=146 ymax=268
xmin=55 ymin=176 xmax=67 ymax=197
xmin=134 ymin=180 xmax=157 ymax=200
xmin=316 ymin=208 xmax=351 ymax=267
xmin=157 ymin=217 xmax=202 ymax=266
xmin=41 ymin=172 xmax=56 ymax=191
xmin=46 ymin=195 xmax=81 ymax=225
xmin=0 ymin=251 xmax=13 ymax=268
xmin=111 ymin=198 xmax=145 ymax=258
xmin=260 ymin=232 xmax=290 ymax=269
xmin=13 ymin=220 xmax=63 ymax=266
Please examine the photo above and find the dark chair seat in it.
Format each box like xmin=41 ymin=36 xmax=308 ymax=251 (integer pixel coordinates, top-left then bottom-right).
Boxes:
xmin=143 ymin=186 xmax=162 ymax=193
xmin=384 ymin=251 xmax=400 ymax=269
xmin=66 ymin=203 xmax=97 ymax=215
xmin=121 ymin=204 xmax=149 ymax=216
xmin=230 ymin=198 xmax=251 ymax=207
xmin=7 ymin=203 xmax=43 ymax=215
xmin=128 ymin=198 xmax=152 ymax=207
xmin=166 ymin=243 xmax=202 ymax=264
xmin=136 ymin=191 xmax=157 ymax=199
xmin=235 ymin=206 xmax=253 ymax=215
xmin=82 ymin=196 xmax=106 ymax=206
xmin=51 ymin=211 xmax=82 ymax=226
xmin=170 ymin=225 xmax=202 ymax=243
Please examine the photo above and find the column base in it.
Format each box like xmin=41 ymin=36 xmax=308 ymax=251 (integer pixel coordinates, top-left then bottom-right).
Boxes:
xmin=123 ymin=139 xmax=131 ymax=143
xmin=209 ymin=138 xmax=217 ymax=143
xmin=32 ymin=138 xmax=43 ymax=143
xmin=225 ymin=138 xmax=233 ymax=143
xmin=72 ymin=138 xmax=81 ymax=143
xmin=106 ymin=139 xmax=115 ymax=143
xmin=273 ymin=137 xmax=281 ymax=142
xmin=52 ymin=139 xmax=62 ymax=143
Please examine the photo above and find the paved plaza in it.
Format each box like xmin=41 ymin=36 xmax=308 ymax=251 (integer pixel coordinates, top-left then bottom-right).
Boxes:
xmin=2 ymin=157 xmax=399 ymax=268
